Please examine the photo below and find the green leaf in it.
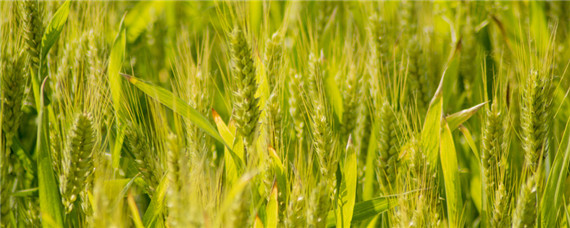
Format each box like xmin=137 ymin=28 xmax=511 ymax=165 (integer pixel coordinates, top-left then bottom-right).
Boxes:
xmin=217 ymin=172 xmax=258 ymax=228
xmin=554 ymin=86 xmax=570 ymax=121
xmin=420 ymin=82 xmax=442 ymax=168
xmin=363 ymin=124 xmax=377 ymax=200
xmin=266 ymin=182 xmax=278 ymax=228
xmin=127 ymin=192 xmax=145 ymax=228
xmin=37 ymin=80 xmax=64 ymax=228
xmin=440 ymin=118 xmax=463 ymax=227
xmin=143 ymin=175 xmax=168 ymax=227
xmin=325 ymin=72 xmax=344 ymax=122
xmin=123 ymin=74 xmax=224 ymax=144
xmin=254 ymin=215 xmax=265 ymax=228
xmin=12 ymin=188 xmax=38 ymax=197
xmin=541 ymin=117 xmax=570 ymax=227
xmin=459 ymin=125 xmax=480 ymax=162
xmin=421 ymin=41 xmax=459 ymax=168
xmin=39 ymin=0 xmax=70 ymax=60
xmin=327 ymin=196 xmax=396 ymax=227
xmin=108 ymin=15 xmax=127 ymax=122
xmin=213 ymin=109 xmax=245 ymax=185
xmin=31 ymin=0 xmax=70 ymax=107
xmin=124 ymin=2 xmax=165 ymax=43
xmin=108 ymin=15 xmax=127 ymax=169
xmin=336 ymin=138 xmax=357 ymax=228
xmin=446 ymin=102 xmax=487 ymax=131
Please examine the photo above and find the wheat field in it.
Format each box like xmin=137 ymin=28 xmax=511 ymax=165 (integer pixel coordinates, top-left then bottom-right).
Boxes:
xmin=1 ymin=1 xmax=570 ymax=227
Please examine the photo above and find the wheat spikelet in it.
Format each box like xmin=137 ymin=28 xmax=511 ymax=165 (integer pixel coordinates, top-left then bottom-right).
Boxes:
xmin=285 ymin=181 xmax=306 ymax=228
xmin=20 ymin=0 xmax=42 ymax=73
xmin=61 ymin=113 xmax=96 ymax=213
xmin=341 ymin=68 xmax=358 ymax=137
xmin=125 ymin=124 xmax=160 ymax=194
xmin=512 ymin=173 xmax=538 ymax=228
xmin=288 ymin=73 xmax=305 ymax=143
xmin=376 ymin=101 xmax=399 ymax=192
xmin=482 ymin=102 xmax=504 ymax=201
xmin=1 ymin=49 xmax=25 ymax=148
xmin=166 ymin=133 xmax=192 ymax=227
xmin=521 ymin=71 xmax=553 ymax=171
xmin=406 ymin=36 xmax=429 ymax=113
xmin=491 ymin=182 xmax=509 ymax=227
xmin=230 ymin=27 xmax=260 ymax=152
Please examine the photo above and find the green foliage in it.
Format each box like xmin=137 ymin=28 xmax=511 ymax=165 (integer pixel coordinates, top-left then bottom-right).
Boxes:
xmin=3 ymin=1 xmax=570 ymax=227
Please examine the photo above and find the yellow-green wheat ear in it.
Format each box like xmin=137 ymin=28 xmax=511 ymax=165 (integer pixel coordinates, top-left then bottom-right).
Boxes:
xmin=341 ymin=69 xmax=358 ymax=137
xmin=288 ymin=73 xmax=305 ymax=143
xmin=521 ymin=71 xmax=553 ymax=172
xmin=61 ymin=113 xmax=96 ymax=214
xmin=229 ymin=27 xmax=260 ymax=151
xmin=20 ymin=0 xmax=42 ymax=72
xmin=491 ymin=182 xmax=509 ymax=227
xmin=512 ymin=173 xmax=538 ymax=228
xmin=265 ymin=33 xmax=284 ymax=149
xmin=125 ymin=123 xmax=160 ymax=195
xmin=1 ymin=50 xmax=26 ymax=148
xmin=376 ymin=101 xmax=398 ymax=193
xmin=482 ymin=101 xmax=503 ymax=202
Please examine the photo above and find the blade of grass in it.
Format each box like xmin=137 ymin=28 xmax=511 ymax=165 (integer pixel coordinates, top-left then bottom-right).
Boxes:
xmin=441 ymin=118 xmax=464 ymax=227
xmin=37 ymin=79 xmax=64 ymax=228
xmin=336 ymin=137 xmax=357 ymax=228
xmin=325 ymin=72 xmax=344 ymax=122
xmin=122 ymin=73 xmax=224 ymax=144
xmin=31 ymin=0 xmax=70 ymax=107
xmin=127 ymin=191 xmax=145 ymax=228
xmin=142 ymin=175 xmax=168 ymax=227
xmin=363 ymin=124 xmax=377 ymax=200
xmin=213 ymin=109 xmax=244 ymax=184
xmin=446 ymin=102 xmax=487 ymax=131
xmin=39 ymin=0 xmax=70 ymax=61
xmin=108 ymin=14 xmax=127 ymax=169
xmin=459 ymin=125 xmax=480 ymax=162
xmin=254 ymin=215 xmax=265 ymax=228
xmin=266 ymin=182 xmax=278 ymax=228
xmin=327 ymin=196 xmax=397 ymax=227
xmin=124 ymin=2 xmax=165 ymax=43
xmin=540 ymin=117 xmax=570 ymax=227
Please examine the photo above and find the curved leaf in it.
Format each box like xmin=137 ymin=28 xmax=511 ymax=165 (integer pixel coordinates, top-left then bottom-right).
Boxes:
xmin=441 ymin=118 xmax=463 ymax=227
xmin=40 ymin=0 xmax=70 ymax=60
xmin=122 ymin=74 xmax=224 ymax=144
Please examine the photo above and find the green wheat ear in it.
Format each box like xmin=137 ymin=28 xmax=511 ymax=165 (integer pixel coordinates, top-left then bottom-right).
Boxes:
xmin=376 ymin=101 xmax=399 ymax=193
xmin=21 ymin=0 xmax=42 ymax=73
xmin=491 ymin=182 xmax=509 ymax=227
xmin=265 ymin=32 xmax=283 ymax=149
xmin=512 ymin=172 xmax=538 ymax=228
xmin=1 ymin=49 xmax=26 ymax=148
xmin=288 ymin=73 xmax=305 ymax=143
xmin=341 ymin=68 xmax=358 ymax=137
xmin=482 ymin=101 xmax=504 ymax=202
xmin=230 ymin=27 xmax=260 ymax=152
xmin=61 ymin=113 xmax=96 ymax=213
xmin=125 ymin=123 xmax=160 ymax=194
xmin=521 ymin=71 xmax=553 ymax=171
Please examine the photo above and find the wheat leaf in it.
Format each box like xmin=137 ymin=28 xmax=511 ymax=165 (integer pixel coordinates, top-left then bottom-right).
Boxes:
xmin=37 ymin=79 xmax=64 ymax=228
xmin=441 ymin=118 xmax=464 ymax=227
xmin=122 ymin=73 xmax=224 ymax=144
